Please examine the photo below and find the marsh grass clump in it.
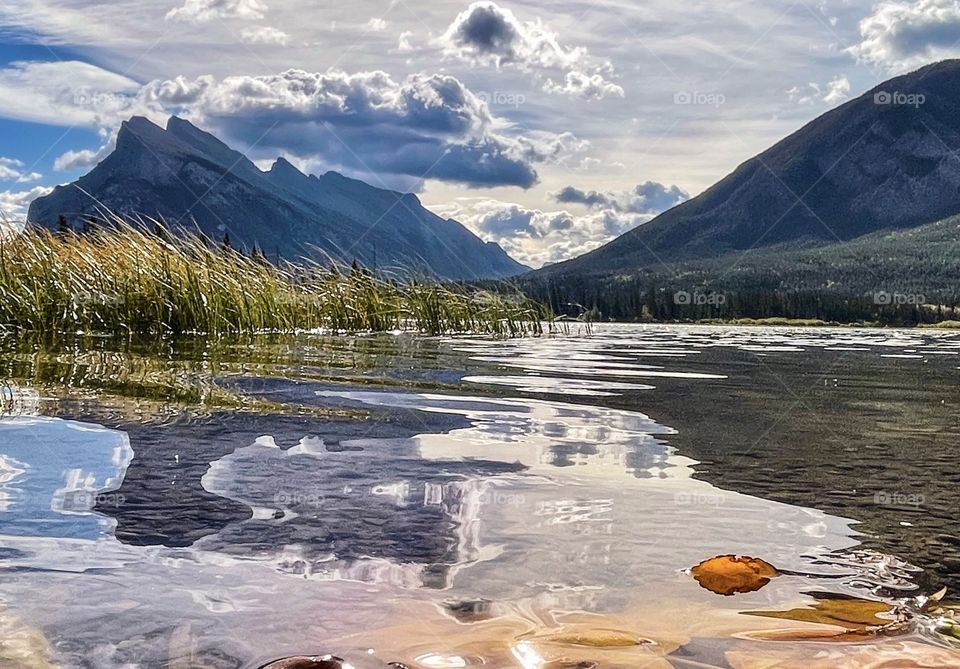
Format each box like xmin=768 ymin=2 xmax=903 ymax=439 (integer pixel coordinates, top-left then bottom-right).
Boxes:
xmin=0 ymin=218 xmax=547 ymax=337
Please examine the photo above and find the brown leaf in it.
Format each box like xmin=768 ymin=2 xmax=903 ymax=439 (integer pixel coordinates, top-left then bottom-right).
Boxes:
xmin=525 ymin=629 xmax=654 ymax=648
xmin=921 ymin=587 xmax=949 ymax=612
xmin=743 ymin=596 xmax=895 ymax=636
xmin=691 ymin=555 xmax=779 ymax=596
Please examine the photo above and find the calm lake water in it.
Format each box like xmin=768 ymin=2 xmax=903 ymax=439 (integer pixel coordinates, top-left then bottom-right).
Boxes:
xmin=1 ymin=324 xmax=959 ymax=668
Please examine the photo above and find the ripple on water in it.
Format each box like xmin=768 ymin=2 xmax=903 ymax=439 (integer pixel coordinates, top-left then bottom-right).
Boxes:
xmin=1 ymin=325 xmax=959 ymax=667
xmin=461 ymin=375 xmax=655 ymax=397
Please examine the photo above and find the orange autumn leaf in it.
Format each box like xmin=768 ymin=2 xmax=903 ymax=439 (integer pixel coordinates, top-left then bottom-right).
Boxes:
xmin=691 ymin=555 xmax=779 ymax=596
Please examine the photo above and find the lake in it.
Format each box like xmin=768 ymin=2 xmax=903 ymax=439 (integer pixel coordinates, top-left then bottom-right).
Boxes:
xmin=1 ymin=324 xmax=959 ymax=668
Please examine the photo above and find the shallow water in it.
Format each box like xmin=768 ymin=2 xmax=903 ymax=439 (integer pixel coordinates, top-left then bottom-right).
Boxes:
xmin=0 ymin=324 xmax=959 ymax=667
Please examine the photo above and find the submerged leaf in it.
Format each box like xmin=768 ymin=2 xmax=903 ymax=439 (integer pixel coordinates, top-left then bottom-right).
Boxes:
xmin=744 ymin=596 xmax=895 ymax=635
xmin=920 ymin=587 xmax=949 ymax=613
xmin=691 ymin=555 xmax=779 ymax=596
xmin=727 ymin=639 xmax=960 ymax=669
xmin=736 ymin=627 xmax=875 ymax=643
xmin=511 ymin=629 xmax=672 ymax=669
xmin=526 ymin=629 xmax=653 ymax=648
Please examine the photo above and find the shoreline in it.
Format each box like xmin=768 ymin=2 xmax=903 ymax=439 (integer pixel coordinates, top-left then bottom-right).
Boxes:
xmin=572 ymin=317 xmax=960 ymax=330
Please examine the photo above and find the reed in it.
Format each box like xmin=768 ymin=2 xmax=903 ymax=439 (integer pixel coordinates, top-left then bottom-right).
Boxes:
xmin=0 ymin=217 xmax=547 ymax=337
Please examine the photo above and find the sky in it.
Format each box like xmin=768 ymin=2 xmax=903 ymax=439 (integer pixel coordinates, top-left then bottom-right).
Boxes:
xmin=0 ymin=0 xmax=957 ymax=267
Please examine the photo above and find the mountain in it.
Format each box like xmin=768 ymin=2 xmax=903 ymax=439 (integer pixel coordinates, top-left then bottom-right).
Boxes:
xmin=516 ymin=212 xmax=960 ymax=324
xmin=27 ymin=116 xmax=527 ymax=280
xmin=531 ymin=60 xmax=960 ymax=281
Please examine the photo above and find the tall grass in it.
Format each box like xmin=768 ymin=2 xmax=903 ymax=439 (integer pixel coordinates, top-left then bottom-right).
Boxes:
xmin=0 ymin=218 xmax=547 ymax=337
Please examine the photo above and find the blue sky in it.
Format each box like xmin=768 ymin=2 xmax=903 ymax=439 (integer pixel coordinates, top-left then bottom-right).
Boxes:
xmin=1 ymin=0 xmax=958 ymax=266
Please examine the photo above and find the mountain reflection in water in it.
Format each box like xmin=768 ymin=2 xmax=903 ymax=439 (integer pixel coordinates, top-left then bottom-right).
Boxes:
xmin=0 ymin=324 xmax=957 ymax=667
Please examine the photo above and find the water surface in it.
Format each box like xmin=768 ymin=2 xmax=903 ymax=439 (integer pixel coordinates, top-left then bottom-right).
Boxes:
xmin=0 ymin=324 xmax=959 ymax=668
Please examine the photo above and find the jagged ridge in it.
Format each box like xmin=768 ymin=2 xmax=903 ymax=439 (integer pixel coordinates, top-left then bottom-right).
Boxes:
xmin=28 ymin=116 xmax=527 ymax=281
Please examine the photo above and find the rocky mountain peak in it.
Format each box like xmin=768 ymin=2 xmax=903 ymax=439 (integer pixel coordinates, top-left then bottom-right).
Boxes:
xmin=28 ymin=116 xmax=528 ymax=280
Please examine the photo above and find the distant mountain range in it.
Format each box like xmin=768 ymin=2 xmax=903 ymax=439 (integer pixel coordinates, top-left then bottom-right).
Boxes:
xmin=523 ymin=60 xmax=960 ymax=321
xmin=28 ymin=116 xmax=527 ymax=281
xmin=28 ymin=60 xmax=960 ymax=318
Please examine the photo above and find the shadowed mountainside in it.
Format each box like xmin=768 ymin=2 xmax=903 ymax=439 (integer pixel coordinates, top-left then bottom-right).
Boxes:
xmin=28 ymin=116 xmax=527 ymax=281
xmin=532 ymin=60 xmax=960 ymax=281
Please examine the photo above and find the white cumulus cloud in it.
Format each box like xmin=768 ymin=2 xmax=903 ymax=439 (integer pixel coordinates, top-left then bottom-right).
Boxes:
xmin=166 ymin=0 xmax=267 ymax=23
xmin=54 ymin=136 xmax=118 ymax=171
xmin=0 ymin=185 xmax=54 ymax=222
xmin=440 ymin=1 xmax=624 ymax=100
xmin=240 ymin=25 xmax=290 ymax=45
xmin=552 ymin=181 xmax=689 ymax=214
xmin=0 ymin=59 xmax=583 ymax=188
xmin=433 ymin=197 xmax=649 ymax=267
xmin=396 ymin=30 xmax=415 ymax=53
xmin=823 ymin=75 xmax=852 ymax=105
xmin=849 ymin=0 xmax=960 ymax=73
xmin=787 ymin=74 xmax=851 ymax=106
xmin=137 ymin=68 xmax=582 ymax=188
xmin=0 ymin=158 xmax=42 ymax=183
